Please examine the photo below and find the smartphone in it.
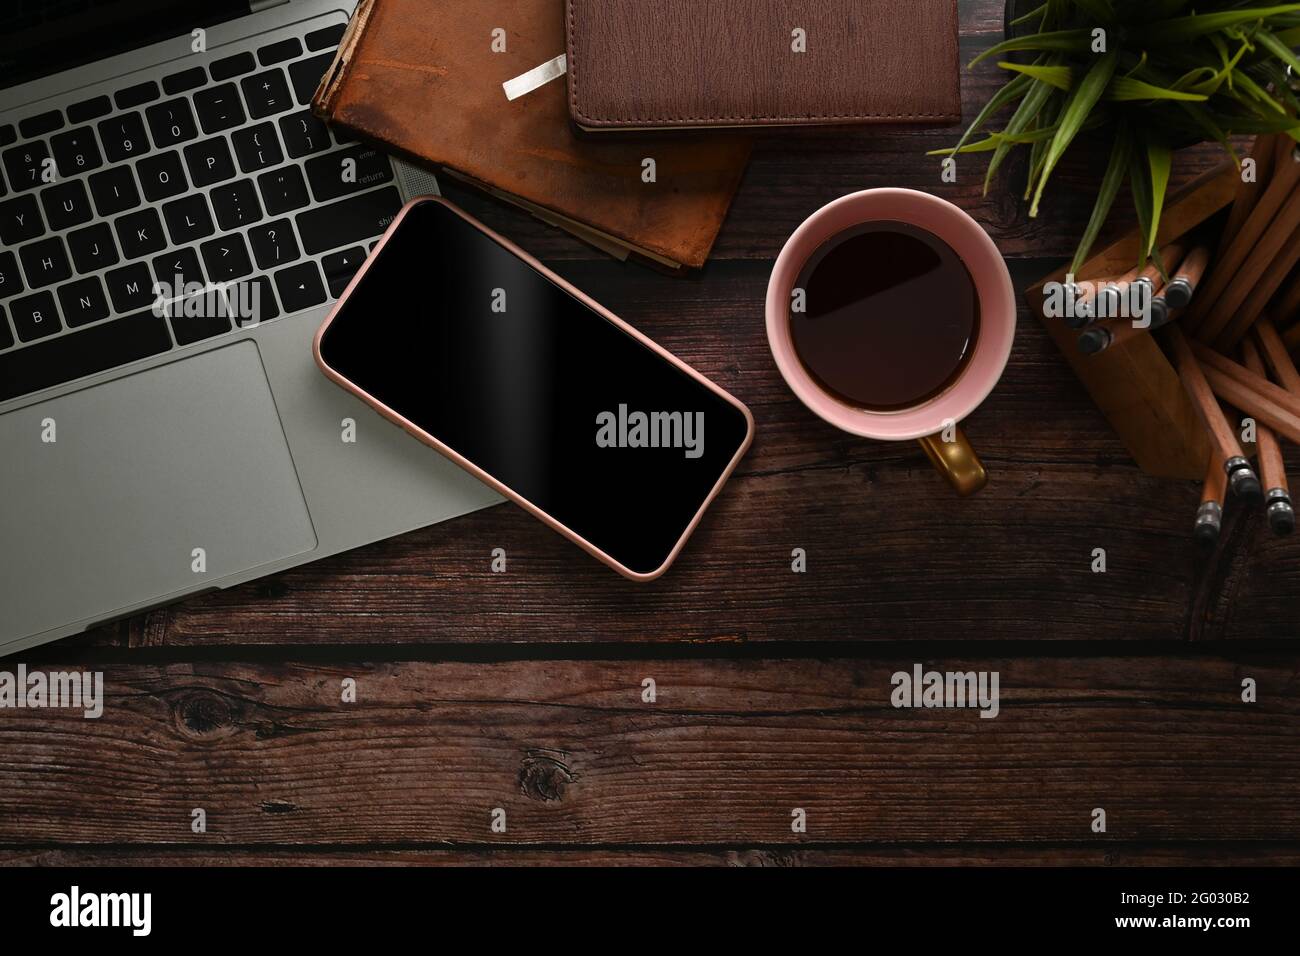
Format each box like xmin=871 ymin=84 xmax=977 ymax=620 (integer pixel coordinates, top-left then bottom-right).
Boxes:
xmin=313 ymin=197 xmax=754 ymax=581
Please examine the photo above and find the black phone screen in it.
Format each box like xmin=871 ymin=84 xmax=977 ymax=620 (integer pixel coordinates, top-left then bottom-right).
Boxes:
xmin=316 ymin=199 xmax=752 ymax=576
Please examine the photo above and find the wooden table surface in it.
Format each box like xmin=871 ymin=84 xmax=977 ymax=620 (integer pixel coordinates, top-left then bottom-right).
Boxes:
xmin=4 ymin=0 xmax=1299 ymax=866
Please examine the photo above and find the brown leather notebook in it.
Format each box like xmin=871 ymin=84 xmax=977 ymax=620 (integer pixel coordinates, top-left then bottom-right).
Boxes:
xmin=312 ymin=0 xmax=751 ymax=270
xmin=566 ymin=0 xmax=962 ymax=131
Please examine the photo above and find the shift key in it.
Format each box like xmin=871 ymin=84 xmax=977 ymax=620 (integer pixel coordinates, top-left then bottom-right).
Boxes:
xmin=296 ymin=186 xmax=401 ymax=255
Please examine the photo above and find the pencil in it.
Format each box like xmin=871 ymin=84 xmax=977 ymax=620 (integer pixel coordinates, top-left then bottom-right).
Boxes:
xmin=1213 ymin=218 xmax=1300 ymax=349
xmin=1194 ymin=452 xmax=1227 ymax=549
xmin=1191 ymin=342 xmax=1300 ymax=447
xmin=1094 ymin=243 xmax=1181 ymax=329
xmin=1078 ymin=301 xmax=1178 ymax=355
xmin=1242 ymin=337 xmax=1295 ymax=535
xmin=1272 ymin=265 xmax=1300 ymax=328
xmin=1217 ymin=134 xmax=1279 ymax=255
xmin=1089 ymin=265 xmax=1142 ymax=325
xmin=1188 ymin=145 xmax=1300 ymax=334
xmin=1064 ymin=275 xmax=1116 ymax=329
xmin=1285 ymin=320 xmax=1300 ymax=355
xmin=1197 ymin=188 xmax=1300 ymax=345
xmin=1167 ymin=327 xmax=1263 ymax=503
xmin=1163 ymin=245 xmax=1211 ymax=311
xmin=1254 ymin=317 xmax=1300 ymax=394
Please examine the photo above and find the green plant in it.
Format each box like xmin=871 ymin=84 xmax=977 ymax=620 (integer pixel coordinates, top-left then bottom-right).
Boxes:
xmin=936 ymin=1 xmax=1300 ymax=275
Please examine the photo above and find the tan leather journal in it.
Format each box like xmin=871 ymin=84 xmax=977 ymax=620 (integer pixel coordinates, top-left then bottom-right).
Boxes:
xmin=312 ymin=0 xmax=751 ymax=270
xmin=566 ymin=0 xmax=962 ymax=131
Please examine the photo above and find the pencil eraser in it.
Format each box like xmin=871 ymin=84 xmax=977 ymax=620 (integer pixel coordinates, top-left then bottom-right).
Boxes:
xmin=1193 ymin=522 xmax=1220 ymax=550
xmin=1232 ymin=472 xmax=1263 ymax=505
xmin=1078 ymin=329 xmax=1106 ymax=355
xmin=1268 ymin=500 xmax=1296 ymax=536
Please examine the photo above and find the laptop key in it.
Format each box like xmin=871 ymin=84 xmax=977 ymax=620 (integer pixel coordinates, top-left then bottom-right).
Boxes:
xmin=211 ymin=179 xmax=262 ymax=230
xmin=289 ymin=52 xmax=337 ymax=105
xmin=87 ymin=165 xmax=140 ymax=218
xmin=136 ymin=150 xmax=188 ymax=201
xmin=295 ymin=186 xmax=401 ymax=255
xmin=97 ymin=112 xmax=149 ymax=162
xmin=104 ymin=262 xmax=155 ymax=313
xmin=56 ymin=275 xmax=110 ymax=328
xmin=19 ymin=236 xmax=71 ymax=289
xmin=152 ymin=247 xmax=205 ymax=290
xmin=162 ymin=193 xmax=215 ymax=245
xmin=0 ymin=193 xmax=44 ymax=245
xmin=274 ymin=260 xmax=326 ymax=313
xmin=114 ymin=80 xmax=160 ymax=110
xmin=258 ymin=37 xmax=303 ymax=66
xmin=199 ymin=233 xmax=253 ymax=282
xmin=0 ymin=306 xmax=11 ymax=350
xmin=115 ymin=207 xmax=166 ymax=260
xmin=10 ymin=290 xmax=61 ymax=341
xmin=50 ymin=126 xmax=104 ymax=177
xmin=257 ymin=164 xmax=310 ymax=215
xmin=210 ymin=51 xmax=256 ymax=82
xmin=67 ymin=96 xmax=112 ymax=123
xmin=247 ymin=218 xmax=299 ymax=269
xmin=226 ymin=274 xmax=279 ymax=326
xmin=0 ymin=124 xmax=15 ymax=148
xmin=145 ymin=98 xmax=199 ymax=148
xmin=278 ymin=110 xmax=330 ymax=158
xmin=183 ymin=137 xmax=236 ymax=187
xmin=0 ymin=250 xmax=26 ymax=299
xmin=170 ymin=306 xmax=231 ymax=347
xmin=231 ymin=122 xmax=283 ymax=173
xmin=322 ymin=246 xmax=365 ymax=298
xmin=66 ymin=222 xmax=120 ymax=273
xmin=0 ymin=309 xmax=173 ymax=403
xmin=2 ymin=141 xmax=51 ymax=192
xmin=241 ymin=69 xmax=293 ymax=119
xmin=305 ymin=24 xmax=347 ymax=51
xmin=162 ymin=67 xmax=207 ymax=95
xmin=193 ymin=84 xmax=246 ymax=134
xmin=40 ymin=179 xmax=93 ymax=231
xmin=305 ymin=144 xmax=393 ymax=202
xmin=18 ymin=110 xmax=63 ymax=139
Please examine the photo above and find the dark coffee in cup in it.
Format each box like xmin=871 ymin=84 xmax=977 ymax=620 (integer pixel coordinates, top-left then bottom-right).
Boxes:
xmin=790 ymin=220 xmax=980 ymax=411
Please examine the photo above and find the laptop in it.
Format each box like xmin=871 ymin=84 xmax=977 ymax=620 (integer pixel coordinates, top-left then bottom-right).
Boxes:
xmin=0 ymin=0 xmax=503 ymax=655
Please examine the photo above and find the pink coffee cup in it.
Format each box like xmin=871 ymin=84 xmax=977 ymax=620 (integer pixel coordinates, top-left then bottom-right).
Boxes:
xmin=765 ymin=188 xmax=1016 ymax=495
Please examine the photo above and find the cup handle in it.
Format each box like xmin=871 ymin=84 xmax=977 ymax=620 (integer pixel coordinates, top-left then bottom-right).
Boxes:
xmin=917 ymin=426 xmax=988 ymax=496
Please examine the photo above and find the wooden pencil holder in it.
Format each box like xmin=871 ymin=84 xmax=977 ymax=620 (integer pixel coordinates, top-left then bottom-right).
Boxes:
xmin=1024 ymin=164 xmax=1241 ymax=480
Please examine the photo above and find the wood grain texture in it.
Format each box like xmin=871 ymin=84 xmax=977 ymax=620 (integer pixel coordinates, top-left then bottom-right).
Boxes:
xmin=99 ymin=259 xmax=1300 ymax=648
xmin=0 ymin=657 xmax=1296 ymax=846
xmin=5 ymin=845 xmax=1299 ymax=866
xmin=4 ymin=0 xmax=1299 ymax=867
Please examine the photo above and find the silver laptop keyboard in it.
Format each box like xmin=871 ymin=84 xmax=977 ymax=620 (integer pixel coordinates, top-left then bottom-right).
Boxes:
xmin=0 ymin=19 xmax=402 ymax=403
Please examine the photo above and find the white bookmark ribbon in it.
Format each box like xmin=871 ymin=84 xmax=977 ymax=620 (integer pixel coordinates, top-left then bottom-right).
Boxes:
xmin=503 ymin=53 xmax=568 ymax=101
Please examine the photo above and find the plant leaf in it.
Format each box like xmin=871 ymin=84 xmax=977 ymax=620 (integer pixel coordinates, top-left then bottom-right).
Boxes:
xmin=1030 ymin=50 xmax=1119 ymax=217
xmin=1256 ymin=27 xmax=1300 ymax=74
xmin=1069 ymin=126 xmax=1132 ymax=276
xmin=1107 ymin=76 xmax=1209 ymax=101
xmin=1129 ymin=148 xmax=1155 ymax=271
xmin=948 ymin=72 xmax=1032 ymax=156
xmin=1149 ymin=6 xmax=1300 ymax=44
xmin=1144 ymin=141 xmax=1172 ymax=258
xmin=969 ymin=29 xmax=1093 ymax=67
xmin=999 ymin=61 xmax=1074 ymax=90
xmin=984 ymin=75 xmax=1058 ymax=194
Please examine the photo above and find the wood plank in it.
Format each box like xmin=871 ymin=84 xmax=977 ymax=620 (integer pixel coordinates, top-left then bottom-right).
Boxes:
xmin=1 ymin=657 xmax=1296 ymax=844
xmin=102 ymin=261 xmax=1299 ymax=647
xmin=4 ymin=845 xmax=1298 ymax=866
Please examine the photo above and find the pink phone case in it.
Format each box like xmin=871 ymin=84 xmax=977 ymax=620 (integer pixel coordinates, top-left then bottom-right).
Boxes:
xmin=312 ymin=196 xmax=756 ymax=581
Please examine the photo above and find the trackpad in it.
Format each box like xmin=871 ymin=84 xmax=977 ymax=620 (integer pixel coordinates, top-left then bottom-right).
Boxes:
xmin=0 ymin=341 xmax=316 ymax=643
